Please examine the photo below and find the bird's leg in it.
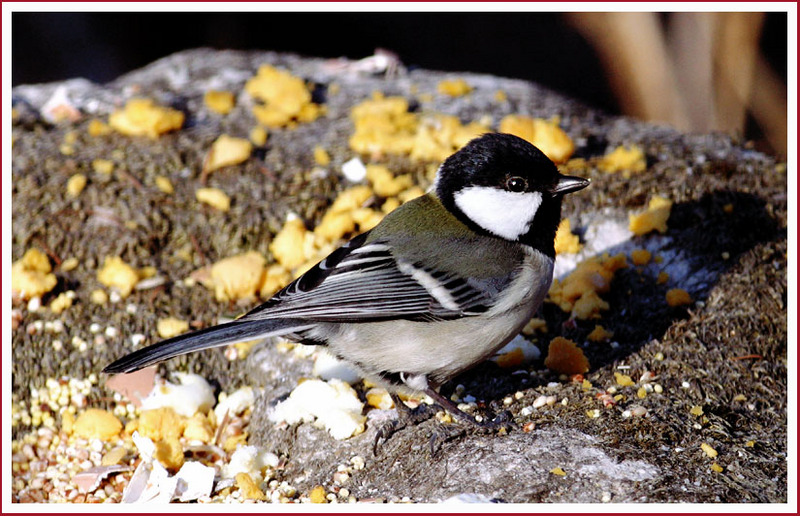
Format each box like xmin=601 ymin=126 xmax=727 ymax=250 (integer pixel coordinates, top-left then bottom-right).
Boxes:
xmin=372 ymin=392 xmax=437 ymax=455
xmin=423 ymin=387 xmax=514 ymax=430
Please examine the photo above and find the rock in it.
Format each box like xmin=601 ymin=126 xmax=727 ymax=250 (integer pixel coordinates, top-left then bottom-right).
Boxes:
xmin=11 ymin=48 xmax=786 ymax=503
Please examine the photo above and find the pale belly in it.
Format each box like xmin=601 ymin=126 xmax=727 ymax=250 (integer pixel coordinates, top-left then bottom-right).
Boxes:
xmin=316 ymin=248 xmax=553 ymax=389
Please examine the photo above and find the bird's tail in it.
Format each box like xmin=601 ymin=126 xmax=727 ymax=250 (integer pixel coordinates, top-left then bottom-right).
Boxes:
xmin=102 ymin=318 xmax=313 ymax=374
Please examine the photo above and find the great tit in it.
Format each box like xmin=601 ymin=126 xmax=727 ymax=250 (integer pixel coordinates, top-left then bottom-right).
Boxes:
xmin=103 ymin=132 xmax=589 ymax=442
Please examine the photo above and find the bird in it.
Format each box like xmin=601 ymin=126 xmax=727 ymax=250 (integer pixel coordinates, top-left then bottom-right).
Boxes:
xmin=103 ymin=132 xmax=589 ymax=447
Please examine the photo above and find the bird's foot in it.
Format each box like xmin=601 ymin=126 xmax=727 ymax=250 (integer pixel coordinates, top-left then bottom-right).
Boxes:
xmin=372 ymin=393 xmax=437 ymax=455
xmin=424 ymin=388 xmax=517 ymax=433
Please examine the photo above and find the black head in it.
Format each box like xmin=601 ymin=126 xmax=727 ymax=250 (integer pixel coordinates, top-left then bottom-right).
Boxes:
xmin=435 ymin=133 xmax=589 ymax=255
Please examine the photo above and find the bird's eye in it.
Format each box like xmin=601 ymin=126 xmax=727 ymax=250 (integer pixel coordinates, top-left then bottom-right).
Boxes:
xmin=505 ymin=176 xmax=528 ymax=192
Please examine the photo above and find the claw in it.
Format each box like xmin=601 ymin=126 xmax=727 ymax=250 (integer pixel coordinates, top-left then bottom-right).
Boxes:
xmin=372 ymin=392 xmax=437 ymax=455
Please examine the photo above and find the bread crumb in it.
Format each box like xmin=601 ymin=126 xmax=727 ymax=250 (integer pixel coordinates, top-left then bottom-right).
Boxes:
xmin=499 ymin=114 xmax=575 ymax=164
xmin=249 ymin=126 xmax=268 ymax=146
xmin=92 ymin=159 xmax=115 ymax=175
xmin=701 ymin=443 xmax=718 ymax=458
xmin=196 ymin=187 xmax=231 ymax=211
xmin=309 ymin=485 xmax=327 ymax=503
xmin=87 ymin=119 xmax=112 ymax=137
xmin=109 ymin=98 xmax=184 ymax=138
xmin=73 ymin=409 xmax=122 ymax=441
xmin=554 ymin=219 xmax=581 ymax=254
xmin=157 ymin=317 xmax=190 ymax=339
xmin=598 ymin=145 xmax=647 ymax=176
xmin=270 ymin=217 xmax=310 ymax=270
xmin=208 ymin=251 xmax=267 ymax=302
xmin=97 ymin=256 xmax=140 ymax=298
xmin=155 ymin=175 xmax=174 ymax=194
xmin=138 ymin=407 xmax=186 ymax=441
xmin=544 ymin=337 xmax=589 ymax=375
xmin=614 ymin=372 xmax=635 ymax=387
xmin=236 ymin=472 xmax=266 ymax=500
xmin=313 ymin=146 xmax=331 ymax=166
xmin=204 ymin=90 xmax=236 ymax=115
xmin=587 ymin=325 xmax=614 ymax=342
xmin=437 ymin=78 xmax=473 ymax=97
xmin=66 ymin=173 xmax=87 ymax=197
xmin=629 ymin=196 xmax=673 ymax=236
xmin=154 ymin=437 xmax=185 ymax=470
xmin=666 ymin=288 xmax=692 ymax=307
xmin=204 ymin=135 xmax=253 ymax=173
xmin=12 ymin=249 xmax=57 ymax=300
xmin=245 ymin=65 xmax=322 ymax=127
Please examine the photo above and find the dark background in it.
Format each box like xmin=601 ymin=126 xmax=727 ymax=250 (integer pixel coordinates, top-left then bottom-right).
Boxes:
xmin=11 ymin=11 xmax=788 ymax=151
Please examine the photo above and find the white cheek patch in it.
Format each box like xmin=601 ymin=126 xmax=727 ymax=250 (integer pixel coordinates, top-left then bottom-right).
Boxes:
xmin=454 ymin=187 xmax=543 ymax=240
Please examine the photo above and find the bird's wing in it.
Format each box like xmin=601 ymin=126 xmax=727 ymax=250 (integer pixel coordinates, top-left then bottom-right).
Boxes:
xmin=241 ymin=232 xmax=494 ymax=323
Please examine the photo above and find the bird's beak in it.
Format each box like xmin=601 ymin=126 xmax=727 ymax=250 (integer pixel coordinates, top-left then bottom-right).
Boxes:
xmin=550 ymin=175 xmax=590 ymax=196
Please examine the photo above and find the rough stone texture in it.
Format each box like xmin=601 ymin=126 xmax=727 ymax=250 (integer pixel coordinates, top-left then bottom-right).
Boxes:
xmin=11 ymin=48 xmax=787 ymax=504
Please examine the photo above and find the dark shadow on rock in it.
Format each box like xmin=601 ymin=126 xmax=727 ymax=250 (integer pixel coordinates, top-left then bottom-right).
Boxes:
xmin=447 ymin=189 xmax=784 ymax=408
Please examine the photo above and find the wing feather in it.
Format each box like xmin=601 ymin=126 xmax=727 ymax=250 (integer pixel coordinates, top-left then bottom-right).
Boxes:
xmin=241 ymin=233 xmax=494 ymax=323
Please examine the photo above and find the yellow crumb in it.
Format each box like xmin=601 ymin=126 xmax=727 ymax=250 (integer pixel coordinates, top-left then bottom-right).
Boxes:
xmin=701 ymin=443 xmax=718 ymax=458
xmin=249 ymin=126 xmax=268 ymax=146
xmin=365 ymin=388 xmax=394 ymax=410
xmin=366 ymin=164 xmax=413 ymax=197
xmin=204 ymin=135 xmax=253 ymax=173
xmin=499 ymin=115 xmax=575 ymax=164
xmin=614 ymin=373 xmax=635 ymax=387
xmin=437 ymin=78 xmax=473 ymax=97
xmin=245 ymin=65 xmax=322 ymax=127
xmin=666 ymin=288 xmax=692 ymax=307
xmin=521 ymin=317 xmax=548 ymax=336
xmin=49 ymin=292 xmax=73 ymax=314
xmin=196 ymin=187 xmax=231 ymax=211
xmin=11 ymin=249 xmax=57 ymax=300
xmin=270 ymin=217 xmax=310 ymax=270
xmin=204 ymin=90 xmax=236 ymax=115
xmin=66 ymin=173 xmax=87 ymax=197
xmin=554 ymin=219 xmax=581 ymax=254
xmin=97 ymin=256 xmax=140 ymax=298
xmin=138 ymin=407 xmax=186 ymax=441
xmin=629 ymin=196 xmax=673 ymax=236
xmin=155 ymin=175 xmax=174 ymax=194
xmin=587 ymin=325 xmax=614 ymax=342
xmin=73 ymin=409 xmax=122 ymax=441
xmin=90 ymin=289 xmax=109 ymax=305
xmin=309 ymin=485 xmax=327 ymax=503
xmin=109 ymin=98 xmax=184 ymax=138
xmin=313 ymin=146 xmax=331 ymax=166
xmin=208 ymin=251 xmax=267 ymax=302
xmin=183 ymin=413 xmax=215 ymax=443
xmin=92 ymin=159 xmax=115 ymax=175
xmin=598 ymin=145 xmax=647 ymax=176
xmin=259 ymin=264 xmax=292 ymax=299
xmin=60 ymin=257 xmax=79 ymax=272
xmin=101 ymin=447 xmax=127 ymax=466
xmin=154 ymin=437 xmax=184 ymax=470
xmin=544 ymin=337 xmax=590 ymax=375
xmin=236 ymin=473 xmax=266 ymax=501
xmin=87 ymin=119 xmax=112 ymax=137
xmin=157 ymin=317 xmax=190 ymax=339
xmin=656 ymin=271 xmax=669 ymax=284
